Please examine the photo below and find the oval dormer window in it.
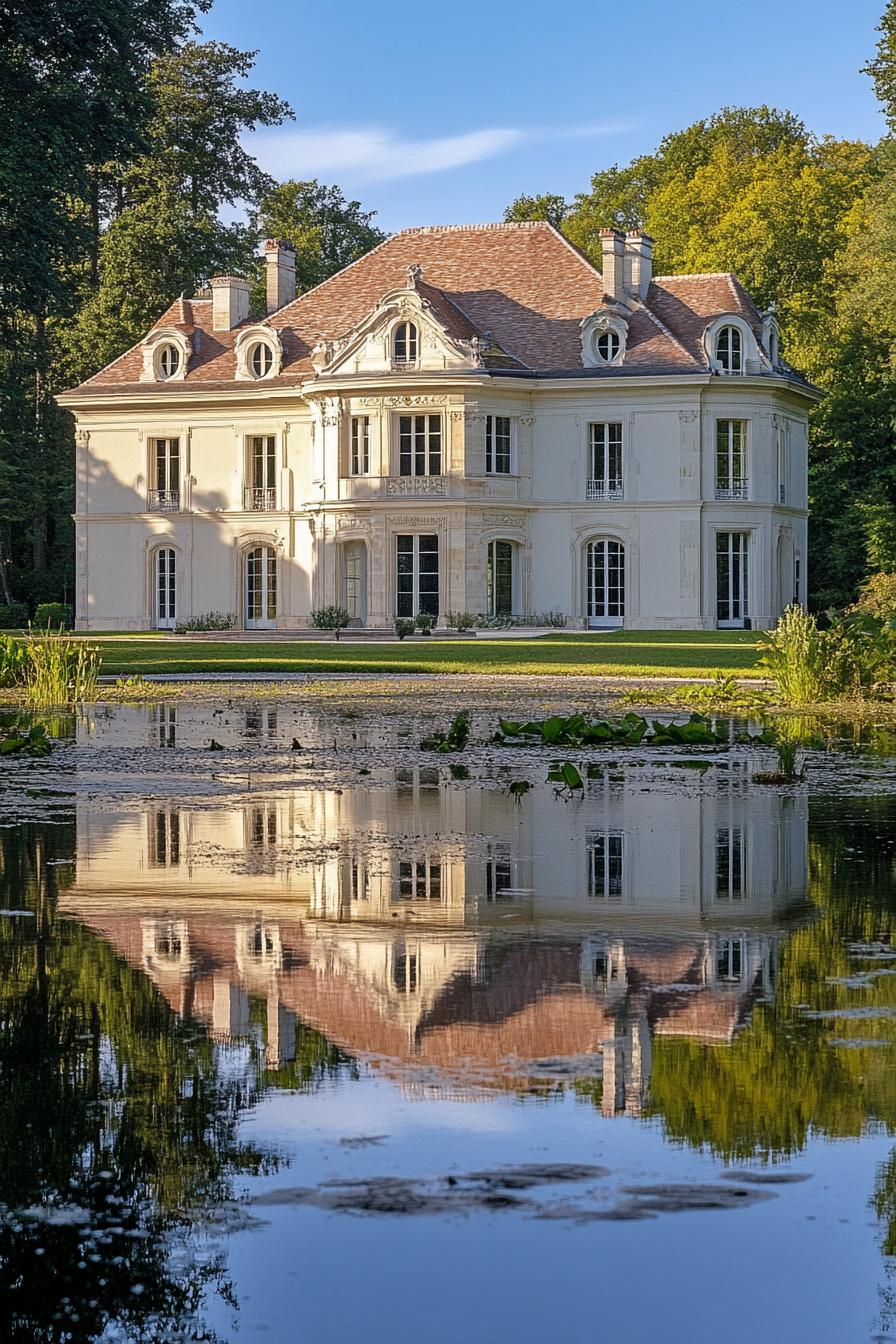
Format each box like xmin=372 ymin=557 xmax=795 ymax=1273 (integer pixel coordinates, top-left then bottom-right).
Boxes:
xmin=716 ymin=325 xmax=743 ymax=373
xmin=597 ymin=330 xmax=621 ymax=363
xmin=158 ymin=344 xmax=180 ymax=380
xmin=250 ymin=342 xmax=274 ymax=378
xmin=393 ymin=321 xmax=418 ymax=365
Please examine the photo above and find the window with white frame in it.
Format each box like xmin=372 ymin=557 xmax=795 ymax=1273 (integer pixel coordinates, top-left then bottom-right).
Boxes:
xmin=487 ymin=539 xmax=515 ymax=616
xmin=776 ymin=423 xmax=787 ymax=503
xmin=393 ymin=321 xmax=418 ymax=365
xmin=149 ymin=438 xmax=180 ymax=511
xmin=158 ymin=344 xmax=181 ymax=379
xmin=588 ymin=422 xmax=623 ymax=500
xmin=396 ymin=534 xmax=439 ymax=617
xmin=716 ymin=325 xmax=743 ymax=373
xmin=587 ymin=831 xmax=624 ymax=899
xmin=350 ymin=415 xmax=370 ymax=475
xmin=397 ymin=414 xmax=442 ymax=476
xmin=486 ymin=844 xmax=514 ymax=902
xmin=396 ymin=859 xmax=443 ymax=902
xmin=715 ymin=938 xmax=745 ymax=983
xmin=715 ymin=827 xmax=746 ymax=900
xmin=485 ymin=415 xmax=512 ymax=474
xmin=245 ymin=435 xmax=277 ymax=510
xmin=392 ymin=943 xmax=419 ymax=993
xmin=148 ymin=809 xmax=180 ymax=868
xmin=716 ymin=420 xmax=748 ymax=499
xmin=249 ymin=342 xmax=274 ymax=378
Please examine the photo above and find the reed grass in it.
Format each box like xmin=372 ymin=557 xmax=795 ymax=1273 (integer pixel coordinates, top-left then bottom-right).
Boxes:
xmin=0 ymin=629 xmax=100 ymax=706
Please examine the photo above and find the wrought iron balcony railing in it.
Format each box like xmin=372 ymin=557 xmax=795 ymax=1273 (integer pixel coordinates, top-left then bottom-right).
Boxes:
xmin=147 ymin=490 xmax=180 ymax=512
xmin=244 ymin=487 xmax=278 ymax=511
xmin=586 ymin=480 xmax=624 ymax=501
xmin=715 ymin=480 xmax=749 ymax=500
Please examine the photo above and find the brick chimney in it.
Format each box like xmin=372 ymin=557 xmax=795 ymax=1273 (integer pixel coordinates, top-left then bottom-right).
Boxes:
xmin=210 ymin=275 xmax=250 ymax=331
xmin=599 ymin=228 xmax=625 ymax=302
xmin=625 ymin=232 xmax=654 ymax=300
xmin=265 ymin=239 xmax=296 ymax=314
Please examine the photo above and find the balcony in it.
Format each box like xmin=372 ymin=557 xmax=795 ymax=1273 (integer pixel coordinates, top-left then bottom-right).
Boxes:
xmin=586 ymin=479 xmax=624 ymax=502
xmin=386 ymin=475 xmax=448 ymax=498
xmin=715 ymin=480 xmax=749 ymax=501
xmin=147 ymin=490 xmax=179 ymax=512
xmin=244 ymin=487 xmax=278 ymax=511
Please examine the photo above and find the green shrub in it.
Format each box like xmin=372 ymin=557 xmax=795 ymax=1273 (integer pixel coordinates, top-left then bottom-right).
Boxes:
xmin=0 ymin=601 xmax=28 ymax=629
xmin=310 ymin=606 xmax=352 ymax=633
xmin=474 ymin=611 xmax=567 ymax=630
xmin=414 ymin=612 xmax=436 ymax=635
xmin=33 ymin=602 xmax=73 ymax=629
xmin=394 ymin=618 xmax=415 ymax=640
xmin=174 ymin=611 xmax=235 ymax=633
xmin=445 ymin=611 xmax=476 ymax=631
xmin=852 ymin=572 xmax=896 ymax=621
xmin=759 ymin=605 xmax=896 ymax=704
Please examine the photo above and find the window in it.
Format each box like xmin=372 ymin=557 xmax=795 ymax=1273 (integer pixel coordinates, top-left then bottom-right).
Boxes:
xmin=149 ymin=439 xmax=180 ymax=511
xmin=485 ymin=415 xmax=512 ymax=474
xmin=486 ymin=846 xmax=514 ymax=902
xmin=245 ymin=545 xmax=277 ymax=626
xmin=716 ymin=325 xmax=743 ymax=373
xmin=150 ymin=704 xmax=177 ymax=748
xmin=716 ymin=531 xmax=749 ymax=626
xmin=158 ymin=344 xmax=180 ymax=379
xmin=715 ymin=938 xmax=744 ymax=984
xmin=588 ymin=422 xmax=623 ymax=500
xmin=588 ymin=831 xmax=624 ymax=899
xmin=397 ymin=860 xmax=442 ymax=901
xmin=715 ymin=420 xmax=748 ymax=499
xmin=350 ymin=416 xmax=370 ymax=475
xmin=249 ymin=342 xmax=273 ymax=378
xmin=393 ymin=944 xmax=419 ymax=993
xmin=585 ymin=539 xmax=625 ymax=626
xmin=246 ymin=436 xmax=277 ymax=510
xmin=148 ymin=809 xmax=180 ymax=868
xmin=396 ymin=534 xmax=439 ymax=618
xmin=716 ymin=827 xmax=746 ymax=900
xmin=776 ymin=423 xmax=787 ymax=503
xmin=398 ymin=414 xmax=441 ymax=476
xmin=393 ymin=321 xmax=418 ymax=365
xmin=248 ymin=803 xmax=277 ymax=847
xmin=794 ymin=553 xmax=801 ymax=606
xmin=350 ymin=860 xmax=369 ymax=902
xmin=596 ymin=330 xmax=621 ymax=363
xmin=154 ymin=548 xmax=176 ymax=629
xmin=487 ymin=540 xmax=514 ymax=616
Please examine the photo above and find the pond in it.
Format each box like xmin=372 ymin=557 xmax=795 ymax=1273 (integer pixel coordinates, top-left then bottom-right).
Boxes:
xmin=2 ymin=694 xmax=896 ymax=1343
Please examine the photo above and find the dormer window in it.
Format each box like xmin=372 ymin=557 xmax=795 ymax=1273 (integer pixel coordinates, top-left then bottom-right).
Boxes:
xmin=716 ymin=325 xmax=743 ymax=374
xmin=250 ymin=342 xmax=274 ymax=378
xmin=597 ymin=330 xmax=621 ymax=363
xmin=158 ymin=344 xmax=180 ymax=379
xmin=393 ymin=321 xmax=418 ymax=366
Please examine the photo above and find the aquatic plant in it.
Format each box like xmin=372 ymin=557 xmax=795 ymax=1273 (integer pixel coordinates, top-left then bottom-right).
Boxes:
xmin=759 ymin=605 xmax=896 ymax=704
xmin=0 ymin=634 xmax=29 ymax=686
xmin=21 ymin=631 xmax=99 ymax=707
xmin=623 ymin=673 xmax=772 ymax=713
xmin=421 ymin=711 xmax=471 ymax=753
xmin=0 ymin=714 xmax=53 ymax=756
xmin=547 ymin=760 xmax=584 ymax=791
xmin=495 ymin=711 xmax=725 ymax=748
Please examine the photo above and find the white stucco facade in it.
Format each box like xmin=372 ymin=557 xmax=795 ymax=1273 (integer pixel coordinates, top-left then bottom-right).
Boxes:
xmin=59 ymin=224 xmax=817 ymax=632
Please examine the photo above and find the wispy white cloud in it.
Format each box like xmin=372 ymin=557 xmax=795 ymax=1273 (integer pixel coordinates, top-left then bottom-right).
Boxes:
xmin=252 ymin=122 xmax=624 ymax=183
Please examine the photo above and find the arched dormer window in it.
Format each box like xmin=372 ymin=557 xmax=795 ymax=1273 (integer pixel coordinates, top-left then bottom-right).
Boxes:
xmin=234 ymin=326 xmax=282 ymax=381
xmin=393 ymin=321 xmax=418 ymax=366
xmin=716 ymin=325 xmax=742 ymax=373
xmin=580 ymin=311 xmax=628 ymax=369
xmin=140 ymin=327 xmax=192 ymax=383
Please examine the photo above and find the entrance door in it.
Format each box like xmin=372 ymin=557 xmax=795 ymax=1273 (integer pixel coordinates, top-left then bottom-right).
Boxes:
xmin=342 ymin=541 xmax=367 ymax=625
xmin=396 ymin=534 xmax=439 ymax=618
xmin=717 ymin=531 xmax=749 ymax=627
xmin=245 ymin=546 xmax=277 ymax=629
xmin=154 ymin=548 xmax=176 ymax=629
xmin=487 ymin=540 xmax=514 ymax=616
xmin=586 ymin=539 xmax=625 ymax=628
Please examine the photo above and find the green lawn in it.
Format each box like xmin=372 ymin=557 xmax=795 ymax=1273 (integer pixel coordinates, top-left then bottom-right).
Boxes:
xmin=94 ymin=629 xmax=764 ymax=680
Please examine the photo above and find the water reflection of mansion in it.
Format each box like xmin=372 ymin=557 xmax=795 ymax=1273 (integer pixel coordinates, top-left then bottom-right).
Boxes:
xmin=64 ymin=777 xmax=808 ymax=1110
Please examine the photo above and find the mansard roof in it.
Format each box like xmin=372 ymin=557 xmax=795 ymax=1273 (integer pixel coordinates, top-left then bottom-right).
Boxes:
xmin=67 ymin=221 xmax=783 ymax=395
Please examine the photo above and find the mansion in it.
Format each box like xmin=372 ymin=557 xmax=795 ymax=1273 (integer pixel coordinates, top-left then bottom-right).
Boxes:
xmin=58 ymin=222 xmax=817 ymax=631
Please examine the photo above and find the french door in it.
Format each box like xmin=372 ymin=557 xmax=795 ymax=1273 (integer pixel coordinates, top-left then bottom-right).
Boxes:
xmin=585 ymin=539 xmax=624 ymax=627
xmin=487 ymin=540 xmax=514 ymax=616
xmin=342 ymin=541 xmax=367 ymax=624
xmin=248 ymin=435 xmax=276 ymax=510
xmin=396 ymin=534 xmax=439 ymax=618
xmin=152 ymin=438 xmax=180 ymax=511
xmin=154 ymin=548 xmax=176 ymax=629
xmin=245 ymin=545 xmax=277 ymax=629
xmin=717 ymin=531 xmax=749 ymax=627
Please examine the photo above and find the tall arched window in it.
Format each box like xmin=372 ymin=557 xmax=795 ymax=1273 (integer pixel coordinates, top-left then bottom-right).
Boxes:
xmin=487 ymin=540 xmax=515 ymax=616
xmin=153 ymin=548 xmax=176 ymax=629
xmin=393 ymin=321 xmax=418 ymax=365
xmin=245 ymin=545 xmax=277 ymax=628
xmin=585 ymin=538 xmax=625 ymax=628
xmin=716 ymin=325 xmax=743 ymax=373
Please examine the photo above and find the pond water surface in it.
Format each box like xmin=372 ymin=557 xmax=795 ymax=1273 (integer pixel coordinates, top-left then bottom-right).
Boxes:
xmin=2 ymin=697 xmax=896 ymax=1342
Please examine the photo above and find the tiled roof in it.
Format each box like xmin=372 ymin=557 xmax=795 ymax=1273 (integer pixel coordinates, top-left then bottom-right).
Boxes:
xmin=68 ymin=222 xmax=779 ymax=394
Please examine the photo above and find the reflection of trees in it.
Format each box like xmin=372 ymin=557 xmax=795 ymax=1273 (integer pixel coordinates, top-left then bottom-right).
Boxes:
xmin=0 ymin=824 xmax=349 ymax=1342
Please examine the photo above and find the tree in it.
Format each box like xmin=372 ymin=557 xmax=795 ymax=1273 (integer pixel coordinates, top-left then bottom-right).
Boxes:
xmin=503 ymin=193 xmax=569 ymax=229
xmin=864 ymin=0 xmax=896 ymax=131
xmin=250 ymin=180 xmax=386 ymax=303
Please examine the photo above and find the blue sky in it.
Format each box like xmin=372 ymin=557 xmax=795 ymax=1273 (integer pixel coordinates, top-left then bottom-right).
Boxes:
xmin=201 ymin=0 xmax=888 ymax=234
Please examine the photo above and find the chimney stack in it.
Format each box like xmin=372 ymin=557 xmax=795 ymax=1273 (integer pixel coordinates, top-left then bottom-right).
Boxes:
xmin=625 ymin=231 xmax=654 ymax=300
xmin=265 ymin=239 xmax=296 ymax=314
xmin=210 ymin=275 xmax=250 ymax=331
xmin=599 ymin=228 xmax=625 ymax=302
